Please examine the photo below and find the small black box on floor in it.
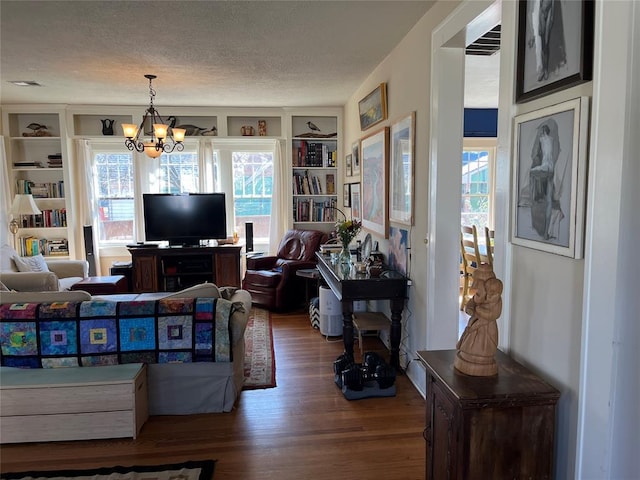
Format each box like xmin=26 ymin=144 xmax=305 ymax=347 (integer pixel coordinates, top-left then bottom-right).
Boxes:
xmin=110 ymin=261 xmax=133 ymax=292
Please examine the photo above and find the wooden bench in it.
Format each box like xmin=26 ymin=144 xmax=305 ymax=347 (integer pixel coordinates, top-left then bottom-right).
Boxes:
xmin=0 ymin=363 xmax=148 ymax=443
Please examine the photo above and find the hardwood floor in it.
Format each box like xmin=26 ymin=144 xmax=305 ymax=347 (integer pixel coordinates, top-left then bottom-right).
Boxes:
xmin=0 ymin=311 xmax=426 ymax=479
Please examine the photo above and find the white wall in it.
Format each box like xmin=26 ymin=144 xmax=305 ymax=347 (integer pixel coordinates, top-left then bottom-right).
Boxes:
xmin=343 ymin=0 xmax=638 ymax=478
xmin=343 ymin=0 xmax=461 ymax=389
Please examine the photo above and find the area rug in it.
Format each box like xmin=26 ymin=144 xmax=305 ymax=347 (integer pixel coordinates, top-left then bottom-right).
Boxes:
xmin=0 ymin=460 xmax=215 ymax=480
xmin=243 ymin=307 xmax=276 ymax=389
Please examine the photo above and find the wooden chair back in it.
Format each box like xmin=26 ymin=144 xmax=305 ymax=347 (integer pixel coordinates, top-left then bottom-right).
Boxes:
xmin=483 ymin=226 xmax=495 ymax=267
xmin=460 ymin=225 xmax=481 ymax=310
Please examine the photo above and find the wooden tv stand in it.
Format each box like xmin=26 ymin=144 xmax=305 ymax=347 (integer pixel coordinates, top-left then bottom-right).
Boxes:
xmin=128 ymin=245 xmax=242 ymax=292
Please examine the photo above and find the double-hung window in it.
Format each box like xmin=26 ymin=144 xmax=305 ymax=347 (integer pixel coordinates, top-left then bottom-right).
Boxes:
xmin=215 ymin=141 xmax=276 ymax=249
xmin=91 ymin=146 xmax=204 ymax=246
xmin=94 ymin=149 xmax=135 ymax=244
xmin=461 ymin=138 xmax=496 ymax=231
xmin=89 ymin=139 xmax=274 ymax=249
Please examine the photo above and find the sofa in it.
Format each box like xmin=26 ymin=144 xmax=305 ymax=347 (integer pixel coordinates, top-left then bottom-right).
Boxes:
xmin=0 ymin=244 xmax=88 ymax=291
xmin=242 ymin=229 xmax=327 ymax=310
xmin=0 ymin=283 xmax=252 ymax=414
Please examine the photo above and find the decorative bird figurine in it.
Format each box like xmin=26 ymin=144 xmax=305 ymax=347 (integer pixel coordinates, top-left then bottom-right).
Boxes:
xmin=26 ymin=123 xmax=47 ymax=132
xmin=166 ymin=116 xmax=177 ymax=128
xmin=23 ymin=123 xmax=51 ymax=137
xmin=307 ymin=121 xmax=321 ymax=132
xmin=175 ymin=124 xmax=205 ymax=136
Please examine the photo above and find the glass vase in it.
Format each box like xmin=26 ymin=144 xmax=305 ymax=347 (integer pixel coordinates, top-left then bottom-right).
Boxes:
xmin=339 ymin=244 xmax=351 ymax=265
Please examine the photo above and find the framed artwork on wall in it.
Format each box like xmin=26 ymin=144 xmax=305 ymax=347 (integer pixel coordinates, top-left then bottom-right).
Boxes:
xmin=343 ymin=183 xmax=351 ymax=207
xmin=351 ymin=140 xmax=361 ymax=176
xmin=358 ymin=83 xmax=388 ymax=131
xmin=388 ymin=225 xmax=409 ymax=276
xmin=511 ymin=97 xmax=589 ymax=258
xmin=360 ymin=127 xmax=389 ymax=238
xmin=350 ymin=183 xmax=361 ymax=221
xmin=345 ymin=153 xmax=353 ymax=177
xmin=389 ymin=111 xmax=415 ymax=225
xmin=516 ymin=0 xmax=594 ymax=103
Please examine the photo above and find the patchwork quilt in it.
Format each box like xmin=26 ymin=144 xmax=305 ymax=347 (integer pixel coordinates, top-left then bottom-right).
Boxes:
xmin=0 ymin=297 xmax=234 ymax=368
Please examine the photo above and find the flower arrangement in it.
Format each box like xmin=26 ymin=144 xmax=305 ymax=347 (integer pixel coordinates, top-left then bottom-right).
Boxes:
xmin=336 ymin=218 xmax=362 ymax=249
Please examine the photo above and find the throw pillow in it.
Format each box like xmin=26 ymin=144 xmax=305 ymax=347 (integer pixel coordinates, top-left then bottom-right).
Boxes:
xmin=12 ymin=254 xmax=50 ymax=273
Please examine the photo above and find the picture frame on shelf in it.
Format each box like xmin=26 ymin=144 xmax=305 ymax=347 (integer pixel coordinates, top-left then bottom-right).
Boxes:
xmin=516 ymin=0 xmax=594 ymax=103
xmin=358 ymin=83 xmax=388 ymax=131
xmin=389 ymin=111 xmax=415 ymax=225
xmin=345 ymin=153 xmax=353 ymax=177
xmin=343 ymin=183 xmax=351 ymax=207
xmin=511 ymin=97 xmax=589 ymax=258
xmin=360 ymin=127 xmax=389 ymax=238
xmin=351 ymin=140 xmax=360 ymax=176
xmin=350 ymin=183 xmax=361 ymax=221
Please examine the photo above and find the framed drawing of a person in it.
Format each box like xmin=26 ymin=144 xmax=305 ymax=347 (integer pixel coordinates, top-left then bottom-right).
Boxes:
xmin=516 ymin=0 xmax=594 ymax=103
xmin=511 ymin=97 xmax=589 ymax=258
xmin=360 ymin=127 xmax=389 ymax=238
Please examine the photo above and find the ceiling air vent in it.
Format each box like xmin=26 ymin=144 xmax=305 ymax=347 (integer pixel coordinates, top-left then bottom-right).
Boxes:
xmin=465 ymin=25 xmax=501 ymax=56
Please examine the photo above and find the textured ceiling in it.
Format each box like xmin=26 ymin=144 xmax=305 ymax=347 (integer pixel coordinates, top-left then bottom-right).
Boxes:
xmin=0 ymin=0 xmax=498 ymax=109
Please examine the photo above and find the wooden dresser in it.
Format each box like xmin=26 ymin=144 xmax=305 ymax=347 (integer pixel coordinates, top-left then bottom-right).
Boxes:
xmin=417 ymin=349 xmax=560 ymax=480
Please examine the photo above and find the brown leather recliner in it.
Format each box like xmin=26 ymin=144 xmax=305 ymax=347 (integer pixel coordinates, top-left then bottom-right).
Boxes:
xmin=242 ymin=229 xmax=327 ymax=311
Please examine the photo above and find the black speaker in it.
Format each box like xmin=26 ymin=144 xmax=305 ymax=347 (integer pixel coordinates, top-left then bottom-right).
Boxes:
xmin=245 ymin=222 xmax=254 ymax=252
xmin=83 ymin=225 xmax=97 ymax=276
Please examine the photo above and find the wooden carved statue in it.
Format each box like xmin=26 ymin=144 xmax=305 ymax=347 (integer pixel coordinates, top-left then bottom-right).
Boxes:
xmin=454 ymin=263 xmax=503 ymax=376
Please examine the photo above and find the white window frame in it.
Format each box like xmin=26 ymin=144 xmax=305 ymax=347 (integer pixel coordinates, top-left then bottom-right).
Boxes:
xmin=213 ymin=139 xmax=276 ymax=249
xmin=462 ymin=137 xmax=497 ymax=230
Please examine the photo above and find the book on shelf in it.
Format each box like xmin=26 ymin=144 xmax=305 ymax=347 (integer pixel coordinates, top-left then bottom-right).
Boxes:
xmin=325 ymin=174 xmax=335 ymax=194
xmin=47 ymin=154 xmax=63 ymax=168
xmin=13 ymin=161 xmax=43 ymax=168
xmin=16 ymin=180 xmax=64 ymax=197
xmin=293 ymin=197 xmax=337 ymax=222
xmin=18 ymin=236 xmax=69 ymax=257
xmin=19 ymin=208 xmax=67 ymax=228
xmin=293 ymin=140 xmax=336 ymax=168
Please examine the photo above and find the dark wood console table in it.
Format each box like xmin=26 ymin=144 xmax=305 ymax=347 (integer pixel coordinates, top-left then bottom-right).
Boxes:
xmin=418 ymin=349 xmax=560 ymax=480
xmin=315 ymin=252 xmax=407 ymax=370
xmin=128 ymin=245 xmax=242 ymax=292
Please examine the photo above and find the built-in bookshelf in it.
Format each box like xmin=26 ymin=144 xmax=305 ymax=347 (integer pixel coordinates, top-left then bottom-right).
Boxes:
xmin=290 ymin=114 xmax=339 ymax=231
xmin=3 ymin=108 xmax=74 ymax=258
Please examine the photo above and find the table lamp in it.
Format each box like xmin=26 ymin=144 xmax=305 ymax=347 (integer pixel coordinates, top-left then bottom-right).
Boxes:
xmin=9 ymin=194 xmax=42 ymax=246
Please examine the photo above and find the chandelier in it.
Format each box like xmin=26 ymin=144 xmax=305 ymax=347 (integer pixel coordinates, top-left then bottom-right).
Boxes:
xmin=122 ymin=74 xmax=186 ymax=158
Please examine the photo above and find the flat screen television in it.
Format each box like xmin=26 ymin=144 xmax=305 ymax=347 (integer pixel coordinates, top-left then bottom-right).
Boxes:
xmin=143 ymin=193 xmax=227 ymax=246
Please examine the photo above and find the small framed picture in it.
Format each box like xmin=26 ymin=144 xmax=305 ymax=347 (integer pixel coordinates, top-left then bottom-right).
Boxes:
xmin=343 ymin=183 xmax=351 ymax=207
xmin=512 ymin=97 xmax=589 ymax=258
xmin=350 ymin=183 xmax=361 ymax=221
xmin=345 ymin=153 xmax=353 ymax=177
xmin=358 ymin=83 xmax=388 ymax=131
xmin=351 ymin=140 xmax=361 ymax=176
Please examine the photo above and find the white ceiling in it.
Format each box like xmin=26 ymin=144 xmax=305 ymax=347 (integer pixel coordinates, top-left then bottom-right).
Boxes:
xmin=0 ymin=0 xmax=498 ymax=109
